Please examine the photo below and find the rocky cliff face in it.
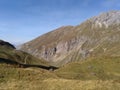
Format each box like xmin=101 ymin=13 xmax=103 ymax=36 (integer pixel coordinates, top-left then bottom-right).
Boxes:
xmin=20 ymin=11 xmax=120 ymax=66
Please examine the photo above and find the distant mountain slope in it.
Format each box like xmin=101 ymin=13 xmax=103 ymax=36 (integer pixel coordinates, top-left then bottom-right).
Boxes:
xmin=20 ymin=10 xmax=120 ymax=66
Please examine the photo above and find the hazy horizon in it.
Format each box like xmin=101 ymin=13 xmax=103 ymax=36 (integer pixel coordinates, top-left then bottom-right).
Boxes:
xmin=0 ymin=0 xmax=120 ymax=45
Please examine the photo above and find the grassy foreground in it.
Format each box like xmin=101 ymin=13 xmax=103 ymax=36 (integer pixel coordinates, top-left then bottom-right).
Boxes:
xmin=0 ymin=78 xmax=120 ymax=90
xmin=0 ymin=56 xmax=120 ymax=90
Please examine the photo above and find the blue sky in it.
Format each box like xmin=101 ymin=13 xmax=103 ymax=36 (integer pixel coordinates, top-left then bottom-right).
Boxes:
xmin=0 ymin=0 xmax=120 ymax=45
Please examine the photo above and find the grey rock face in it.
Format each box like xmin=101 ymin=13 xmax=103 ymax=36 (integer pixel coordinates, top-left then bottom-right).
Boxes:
xmin=90 ymin=11 xmax=120 ymax=28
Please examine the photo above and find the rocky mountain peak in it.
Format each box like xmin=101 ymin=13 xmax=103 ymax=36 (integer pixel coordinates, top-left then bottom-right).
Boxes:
xmin=89 ymin=10 xmax=120 ymax=28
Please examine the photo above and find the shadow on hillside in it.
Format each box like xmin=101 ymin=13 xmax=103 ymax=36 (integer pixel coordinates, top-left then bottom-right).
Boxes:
xmin=0 ymin=58 xmax=58 ymax=71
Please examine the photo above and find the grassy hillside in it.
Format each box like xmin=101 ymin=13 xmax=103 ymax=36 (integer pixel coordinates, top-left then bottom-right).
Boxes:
xmin=55 ymin=56 xmax=120 ymax=80
xmin=0 ymin=46 xmax=48 ymax=66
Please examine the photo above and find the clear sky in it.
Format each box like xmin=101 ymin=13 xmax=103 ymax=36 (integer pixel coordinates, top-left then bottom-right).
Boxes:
xmin=0 ymin=0 xmax=120 ymax=45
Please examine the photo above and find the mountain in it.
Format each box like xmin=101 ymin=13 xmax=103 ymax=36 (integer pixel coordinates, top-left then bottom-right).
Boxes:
xmin=20 ymin=10 xmax=120 ymax=66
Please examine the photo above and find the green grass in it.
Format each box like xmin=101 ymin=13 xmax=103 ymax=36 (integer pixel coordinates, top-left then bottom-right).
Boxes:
xmin=0 ymin=63 xmax=59 ymax=90
xmin=0 ymin=63 xmax=57 ymax=83
xmin=55 ymin=56 xmax=120 ymax=80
